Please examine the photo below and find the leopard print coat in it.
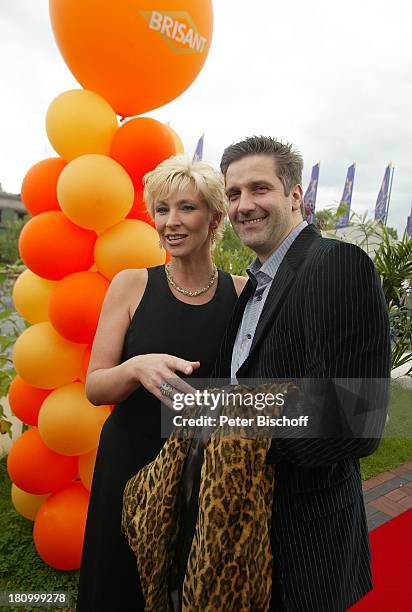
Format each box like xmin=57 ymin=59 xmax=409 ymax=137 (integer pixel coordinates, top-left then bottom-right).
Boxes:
xmin=121 ymin=385 xmax=288 ymax=611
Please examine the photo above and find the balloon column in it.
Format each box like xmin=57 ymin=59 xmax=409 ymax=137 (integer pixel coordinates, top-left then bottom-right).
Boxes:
xmin=7 ymin=0 xmax=213 ymax=570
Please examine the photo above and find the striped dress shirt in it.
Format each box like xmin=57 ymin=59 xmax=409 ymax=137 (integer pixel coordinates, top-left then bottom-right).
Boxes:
xmin=231 ymin=221 xmax=308 ymax=380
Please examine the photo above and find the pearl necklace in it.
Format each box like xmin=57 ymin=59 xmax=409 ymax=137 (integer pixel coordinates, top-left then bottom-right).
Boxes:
xmin=165 ymin=263 xmax=217 ymax=297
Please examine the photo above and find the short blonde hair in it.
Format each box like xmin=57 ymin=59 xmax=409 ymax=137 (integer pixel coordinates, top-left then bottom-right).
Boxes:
xmin=143 ymin=155 xmax=227 ymax=238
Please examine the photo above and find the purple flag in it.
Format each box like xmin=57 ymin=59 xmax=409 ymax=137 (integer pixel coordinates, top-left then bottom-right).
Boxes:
xmin=335 ymin=163 xmax=356 ymax=229
xmin=375 ymin=164 xmax=392 ymax=222
xmin=192 ymin=133 xmax=204 ymax=162
xmin=304 ymin=162 xmax=320 ymax=224
xmin=407 ymin=203 xmax=412 ymax=238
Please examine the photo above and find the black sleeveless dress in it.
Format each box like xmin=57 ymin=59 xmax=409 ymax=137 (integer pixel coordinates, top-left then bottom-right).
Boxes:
xmin=76 ymin=265 xmax=238 ymax=612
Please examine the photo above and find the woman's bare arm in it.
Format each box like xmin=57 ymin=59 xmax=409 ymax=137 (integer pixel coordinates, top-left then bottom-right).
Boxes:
xmin=85 ymin=269 xmax=147 ymax=405
xmin=86 ymin=268 xmax=200 ymax=406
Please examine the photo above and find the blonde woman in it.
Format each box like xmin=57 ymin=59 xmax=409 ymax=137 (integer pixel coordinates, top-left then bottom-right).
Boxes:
xmin=76 ymin=156 xmax=247 ymax=611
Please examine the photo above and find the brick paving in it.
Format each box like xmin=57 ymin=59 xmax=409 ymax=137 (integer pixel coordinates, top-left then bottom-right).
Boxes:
xmin=363 ymin=460 xmax=412 ymax=530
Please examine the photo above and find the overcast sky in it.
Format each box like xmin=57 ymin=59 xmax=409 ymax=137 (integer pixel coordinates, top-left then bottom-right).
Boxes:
xmin=1 ymin=0 xmax=411 ymax=234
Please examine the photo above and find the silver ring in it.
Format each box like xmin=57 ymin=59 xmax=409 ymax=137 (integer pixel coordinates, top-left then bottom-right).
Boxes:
xmin=159 ymin=381 xmax=174 ymax=399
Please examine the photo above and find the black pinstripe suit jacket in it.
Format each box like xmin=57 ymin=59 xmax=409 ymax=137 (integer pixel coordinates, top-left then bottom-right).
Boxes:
xmin=212 ymin=224 xmax=391 ymax=612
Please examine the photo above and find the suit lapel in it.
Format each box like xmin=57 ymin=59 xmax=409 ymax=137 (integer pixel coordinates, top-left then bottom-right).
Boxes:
xmin=249 ymin=258 xmax=295 ymax=353
xmin=213 ymin=279 xmax=255 ymax=377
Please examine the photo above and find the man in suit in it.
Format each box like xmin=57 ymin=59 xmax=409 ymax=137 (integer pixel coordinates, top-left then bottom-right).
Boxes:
xmin=212 ymin=136 xmax=391 ymax=611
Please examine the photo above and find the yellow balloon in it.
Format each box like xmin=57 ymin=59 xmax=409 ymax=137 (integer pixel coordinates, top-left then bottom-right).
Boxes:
xmin=12 ymin=322 xmax=85 ymax=389
xmin=78 ymin=447 xmax=98 ymax=491
xmin=46 ymin=89 xmax=118 ymax=161
xmin=57 ymin=154 xmax=134 ymax=232
xmin=168 ymin=125 xmax=184 ymax=153
xmin=95 ymin=220 xmax=166 ymax=280
xmin=12 ymin=269 xmax=56 ymax=324
xmin=38 ymin=382 xmax=110 ymax=456
xmin=11 ymin=484 xmax=48 ymax=521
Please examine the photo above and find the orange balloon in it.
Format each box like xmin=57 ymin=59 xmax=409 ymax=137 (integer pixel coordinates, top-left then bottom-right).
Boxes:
xmin=80 ymin=345 xmax=92 ymax=383
xmin=13 ymin=322 xmax=86 ymax=389
xmin=33 ymin=482 xmax=89 ymax=570
xmin=57 ymin=154 xmax=134 ymax=232
xmin=12 ymin=269 xmax=56 ymax=324
xmin=78 ymin=447 xmax=98 ymax=491
xmin=11 ymin=484 xmax=48 ymax=521
xmin=49 ymin=0 xmax=213 ymax=117
xmin=110 ymin=118 xmax=176 ymax=191
xmin=21 ymin=158 xmax=67 ymax=216
xmin=18 ymin=211 xmax=96 ymax=281
xmin=8 ymin=376 xmax=52 ymax=426
xmin=95 ymin=220 xmax=166 ymax=280
xmin=7 ymin=428 xmax=78 ymax=495
xmin=49 ymin=271 xmax=109 ymax=344
xmin=38 ymin=382 xmax=110 ymax=456
xmin=46 ymin=90 xmax=118 ymax=161
xmin=126 ymin=190 xmax=155 ymax=228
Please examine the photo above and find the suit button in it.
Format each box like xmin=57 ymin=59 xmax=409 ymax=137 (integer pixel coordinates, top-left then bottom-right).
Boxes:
xmin=246 ymin=333 xmax=252 ymax=339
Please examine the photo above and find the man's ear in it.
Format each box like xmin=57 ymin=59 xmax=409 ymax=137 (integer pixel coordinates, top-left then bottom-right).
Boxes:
xmin=291 ymin=184 xmax=303 ymax=212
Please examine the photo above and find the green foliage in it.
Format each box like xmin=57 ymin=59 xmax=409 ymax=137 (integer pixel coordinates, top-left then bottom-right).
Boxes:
xmin=386 ymin=226 xmax=398 ymax=241
xmin=0 ymin=217 xmax=28 ymax=265
xmin=374 ymin=228 xmax=412 ymax=305
xmin=389 ymin=306 xmax=412 ymax=374
xmin=372 ymin=229 xmax=412 ymax=374
xmin=213 ymin=222 xmax=254 ymax=276
xmin=316 ymin=207 xmax=397 ymax=241
xmin=315 ymin=207 xmax=339 ymax=231
xmin=0 ymin=457 xmax=79 ymax=611
xmin=0 ymin=263 xmax=26 ymax=439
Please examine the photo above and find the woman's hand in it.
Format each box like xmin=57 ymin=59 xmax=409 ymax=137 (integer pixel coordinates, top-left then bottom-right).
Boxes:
xmin=128 ymin=354 xmax=200 ymax=402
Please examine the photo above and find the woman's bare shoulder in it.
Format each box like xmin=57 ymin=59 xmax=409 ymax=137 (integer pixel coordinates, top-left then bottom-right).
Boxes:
xmin=230 ymin=274 xmax=248 ymax=297
xmin=111 ymin=268 xmax=148 ymax=290
xmin=108 ymin=268 xmax=149 ymax=314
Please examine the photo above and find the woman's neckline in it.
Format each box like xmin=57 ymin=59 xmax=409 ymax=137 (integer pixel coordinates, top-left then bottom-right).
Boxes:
xmin=161 ymin=265 xmax=220 ymax=307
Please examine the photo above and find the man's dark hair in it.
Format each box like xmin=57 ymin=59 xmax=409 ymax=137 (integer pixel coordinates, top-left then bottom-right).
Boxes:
xmin=220 ymin=136 xmax=304 ymax=199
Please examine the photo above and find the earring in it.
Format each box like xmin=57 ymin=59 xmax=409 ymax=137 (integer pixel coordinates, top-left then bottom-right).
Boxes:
xmin=210 ymin=228 xmax=216 ymax=244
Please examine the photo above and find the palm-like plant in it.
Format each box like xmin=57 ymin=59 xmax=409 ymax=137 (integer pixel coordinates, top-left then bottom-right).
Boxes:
xmin=373 ymin=228 xmax=412 ymax=373
xmin=374 ymin=228 xmax=412 ymax=306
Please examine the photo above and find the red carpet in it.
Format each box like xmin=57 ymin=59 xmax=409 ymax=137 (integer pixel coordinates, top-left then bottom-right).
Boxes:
xmin=350 ymin=509 xmax=412 ymax=612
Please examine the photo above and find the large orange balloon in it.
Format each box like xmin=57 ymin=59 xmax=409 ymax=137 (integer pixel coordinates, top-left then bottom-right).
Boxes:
xmin=13 ymin=322 xmax=85 ymax=389
xmin=57 ymin=154 xmax=134 ymax=232
xmin=126 ymin=190 xmax=155 ymax=228
xmin=49 ymin=0 xmax=213 ymax=117
xmin=12 ymin=269 xmax=56 ymax=324
xmin=95 ymin=220 xmax=166 ymax=280
xmin=33 ymin=482 xmax=89 ymax=570
xmin=49 ymin=271 xmax=109 ymax=344
xmin=7 ymin=428 xmax=78 ymax=495
xmin=8 ymin=376 xmax=52 ymax=426
xmin=18 ymin=211 xmax=96 ymax=281
xmin=21 ymin=158 xmax=67 ymax=215
xmin=11 ymin=484 xmax=48 ymax=521
xmin=38 ymin=382 xmax=110 ymax=456
xmin=110 ymin=118 xmax=176 ymax=190
xmin=78 ymin=447 xmax=98 ymax=491
xmin=46 ymin=90 xmax=118 ymax=161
